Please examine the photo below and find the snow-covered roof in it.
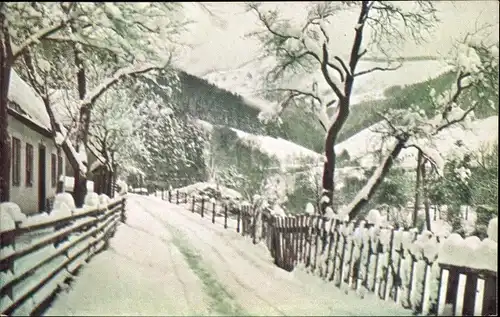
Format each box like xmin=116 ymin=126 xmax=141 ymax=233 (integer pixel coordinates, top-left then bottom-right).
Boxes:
xmin=8 ymin=70 xmax=52 ymax=131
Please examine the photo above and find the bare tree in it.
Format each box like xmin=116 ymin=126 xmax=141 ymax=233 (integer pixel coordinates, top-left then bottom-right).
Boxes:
xmin=246 ymin=1 xmax=439 ymax=214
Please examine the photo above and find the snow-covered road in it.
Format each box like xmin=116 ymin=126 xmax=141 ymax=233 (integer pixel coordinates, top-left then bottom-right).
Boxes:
xmin=44 ymin=194 xmax=411 ymax=316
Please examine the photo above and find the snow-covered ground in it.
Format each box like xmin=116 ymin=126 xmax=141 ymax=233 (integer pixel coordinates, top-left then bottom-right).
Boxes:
xmin=44 ymin=194 xmax=411 ymax=316
xmin=335 ymin=115 xmax=499 ymax=169
xmin=196 ymin=119 xmax=322 ymax=167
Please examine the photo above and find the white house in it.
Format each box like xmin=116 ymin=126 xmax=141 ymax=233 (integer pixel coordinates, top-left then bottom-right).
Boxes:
xmin=7 ymin=70 xmax=66 ymax=215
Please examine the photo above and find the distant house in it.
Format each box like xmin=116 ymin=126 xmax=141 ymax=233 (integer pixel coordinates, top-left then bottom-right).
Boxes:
xmin=7 ymin=70 xmax=66 ymax=215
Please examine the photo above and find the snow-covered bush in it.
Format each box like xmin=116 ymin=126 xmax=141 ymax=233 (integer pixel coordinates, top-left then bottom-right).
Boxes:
xmin=50 ymin=193 xmax=74 ymax=219
xmin=0 ymin=202 xmax=26 ymax=224
xmin=53 ymin=193 xmax=76 ymax=212
xmin=84 ymin=193 xmax=100 ymax=208
xmin=116 ymin=180 xmax=128 ymax=195
xmin=0 ymin=203 xmax=18 ymax=232
xmin=305 ymin=202 xmax=315 ymax=215
xmin=99 ymin=194 xmax=111 ymax=206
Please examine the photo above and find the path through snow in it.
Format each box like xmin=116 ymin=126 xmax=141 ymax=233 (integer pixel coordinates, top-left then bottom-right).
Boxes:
xmin=44 ymin=194 xmax=411 ymax=316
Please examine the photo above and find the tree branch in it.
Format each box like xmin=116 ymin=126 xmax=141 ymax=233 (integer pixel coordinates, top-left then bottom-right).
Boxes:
xmin=13 ymin=21 xmax=71 ymax=60
xmin=82 ymin=59 xmax=171 ymax=110
xmin=433 ymin=105 xmax=477 ymax=135
xmin=353 ymin=62 xmax=403 ymax=77
xmin=334 ymin=56 xmax=350 ymax=77
xmin=248 ymin=3 xmax=300 ymax=40
xmin=320 ymin=43 xmax=344 ymax=99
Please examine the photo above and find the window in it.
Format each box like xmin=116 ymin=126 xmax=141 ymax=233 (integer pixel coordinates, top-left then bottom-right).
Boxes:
xmin=11 ymin=137 xmax=21 ymax=186
xmin=57 ymin=154 xmax=63 ymax=179
xmin=25 ymin=143 xmax=34 ymax=187
xmin=51 ymin=153 xmax=57 ymax=187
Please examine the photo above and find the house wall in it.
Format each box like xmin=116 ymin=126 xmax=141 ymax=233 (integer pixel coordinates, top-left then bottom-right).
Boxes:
xmin=7 ymin=115 xmax=66 ymax=215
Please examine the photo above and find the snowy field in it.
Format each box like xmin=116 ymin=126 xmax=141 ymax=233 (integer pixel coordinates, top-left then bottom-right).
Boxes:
xmin=196 ymin=119 xmax=322 ymax=166
xmin=44 ymin=194 xmax=411 ymax=316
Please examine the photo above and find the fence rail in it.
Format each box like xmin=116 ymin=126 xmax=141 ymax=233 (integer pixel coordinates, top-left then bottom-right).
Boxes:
xmin=156 ymin=189 xmax=497 ymax=317
xmin=0 ymin=196 xmax=127 ymax=316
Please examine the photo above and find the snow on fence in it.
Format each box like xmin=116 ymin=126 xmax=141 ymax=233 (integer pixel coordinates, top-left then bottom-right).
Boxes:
xmin=0 ymin=193 xmax=127 ymax=316
xmin=269 ymin=215 xmax=497 ymax=316
xmin=159 ymin=189 xmax=497 ymax=316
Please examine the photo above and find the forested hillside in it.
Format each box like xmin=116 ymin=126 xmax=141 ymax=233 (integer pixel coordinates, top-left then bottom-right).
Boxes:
xmin=170 ymin=71 xmax=325 ymax=153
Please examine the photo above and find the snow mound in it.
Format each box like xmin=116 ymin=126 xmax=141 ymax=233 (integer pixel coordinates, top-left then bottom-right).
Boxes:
xmin=175 ymin=182 xmax=242 ymax=201
xmin=270 ymin=204 xmax=286 ymax=217
xmin=366 ymin=209 xmax=381 ymax=226
xmin=472 ymin=238 xmax=497 ymax=272
xmin=63 ymin=176 xmax=95 ymax=193
xmin=99 ymin=194 xmax=111 ymax=206
xmin=305 ymin=203 xmax=315 ymax=215
xmin=53 ymin=193 xmax=76 ymax=212
xmin=487 ymin=217 xmax=497 ymax=242
xmin=1 ymin=202 xmax=26 ymax=223
xmin=324 ymin=207 xmax=335 ymax=219
xmin=116 ymin=180 xmax=128 ymax=195
xmin=438 ymin=232 xmax=497 ymax=272
xmin=0 ymin=203 xmax=17 ymax=232
xmin=84 ymin=193 xmax=100 ymax=208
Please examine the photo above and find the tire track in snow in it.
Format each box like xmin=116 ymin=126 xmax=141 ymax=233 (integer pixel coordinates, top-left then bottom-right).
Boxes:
xmin=130 ymin=198 xmax=249 ymax=316
xmin=136 ymin=197 xmax=288 ymax=316
xmin=120 ymin=200 xmax=204 ymax=315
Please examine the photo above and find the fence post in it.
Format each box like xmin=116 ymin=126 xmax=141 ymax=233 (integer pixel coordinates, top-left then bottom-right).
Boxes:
xmin=437 ymin=267 xmax=450 ymax=316
xmin=161 ymin=189 xmax=164 ymax=200
xmin=168 ymin=190 xmax=171 ymax=203
xmin=185 ymin=192 xmax=188 ymax=204
xmin=236 ymin=208 xmax=241 ymax=233
xmin=120 ymin=198 xmax=127 ymax=223
xmin=224 ymin=204 xmax=228 ymax=229
xmin=176 ymin=190 xmax=179 ymax=204
xmin=212 ymin=201 xmax=216 ymax=224
xmin=201 ymin=198 xmax=205 ymax=218
xmin=192 ymin=196 xmax=196 ymax=213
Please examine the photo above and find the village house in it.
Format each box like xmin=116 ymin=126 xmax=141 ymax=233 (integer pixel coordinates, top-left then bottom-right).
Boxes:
xmin=7 ymin=70 xmax=66 ymax=215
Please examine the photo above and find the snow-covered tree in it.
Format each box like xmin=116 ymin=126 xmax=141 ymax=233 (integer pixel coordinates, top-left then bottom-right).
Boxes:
xmin=3 ymin=2 xmax=190 ymax=206
xmin=87 ymin=88 xmax=149 ymax=179
xmin=137 ymin=106 xmax=208 ymax=189
xmin=1 ymin=2 xmax=80 ymax=201
xmin=351 ymin=29 xmax=499 ymax=220
xmin=246 ymin=1 xmax=439 ymax=213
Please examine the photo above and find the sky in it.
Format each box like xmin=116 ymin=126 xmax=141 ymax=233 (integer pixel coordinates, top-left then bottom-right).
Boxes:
xmin=177 ymin=1 xmax=499 ymax=76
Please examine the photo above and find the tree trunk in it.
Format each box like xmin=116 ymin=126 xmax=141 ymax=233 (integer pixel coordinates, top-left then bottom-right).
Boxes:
xmin=421 ymin=160 xmax=432 ymax=231
xmin=72 ymin=43 xmax=89 ymax=207
xmin=413 ymin=150 xmax=423 ymax=227
xmin=0 ymin=13 xmax=12 ymax=202
xmin=0 ymin=46 xmax=10 ymax=202
xmin=341 ymin=139 xmax=407 ymax=220
xmin=321 ymin=99 xmax=350 ymax=214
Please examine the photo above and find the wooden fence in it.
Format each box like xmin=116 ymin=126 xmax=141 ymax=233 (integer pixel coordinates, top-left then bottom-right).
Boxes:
xmin=158 ymin=189 xmax=497 ymax=317
xmin=0 ymin=196 xmax=126 ymax=316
